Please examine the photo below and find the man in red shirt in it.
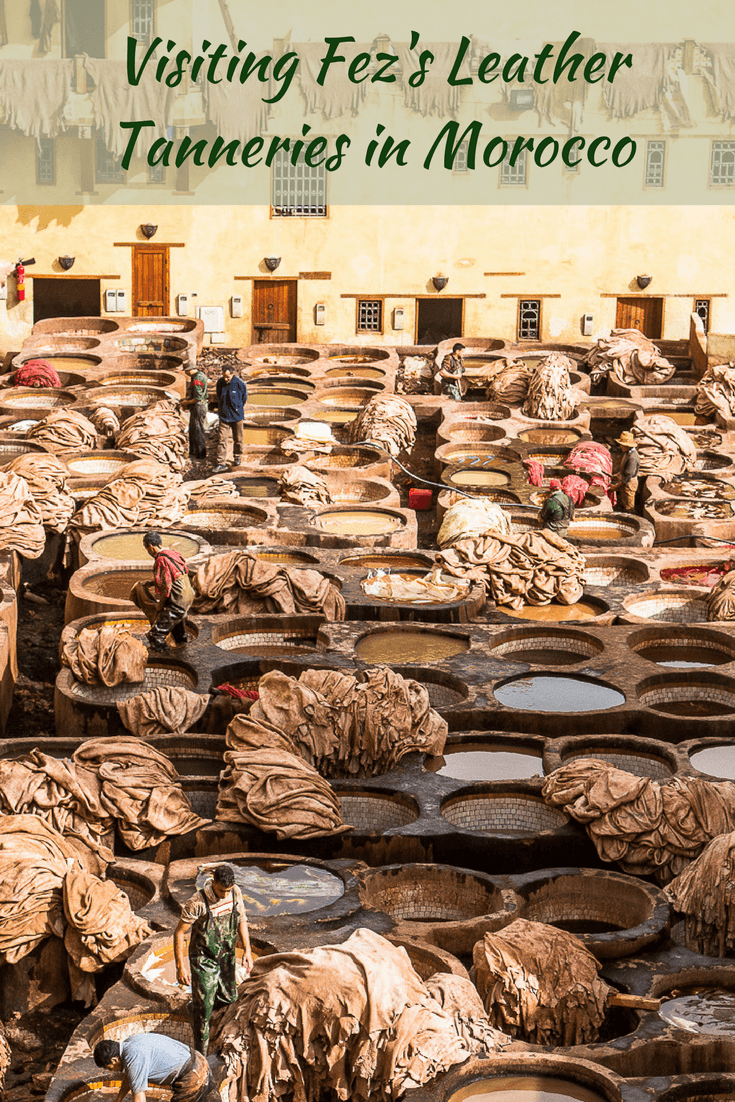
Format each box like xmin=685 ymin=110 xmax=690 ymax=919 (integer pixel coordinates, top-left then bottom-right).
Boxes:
xmin=142 ymin=531 xmax=195 ymax=652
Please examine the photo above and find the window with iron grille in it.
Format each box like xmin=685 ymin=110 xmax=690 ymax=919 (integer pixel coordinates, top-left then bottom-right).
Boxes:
xmin=95 ymin=140 xmax=126 ymax=185
xmin=500 ymin=144 xmax=527 ymax=186
xmin=36 ymin=139 xmax=55 ymax=185
xmin=272 ymin=146 xmax=327 ymax=216
xmin=644 ymin=140 xmax=666 ymax=187
xmin=518 ymin=299 xmax=541 ymax=341
xmin=453 ymin=140 xmax=469 ymax=174
xmin=695 ymin=298 xmax=711 ymax=332
xmin=147 ymin=160 xmax=166 ymax=184
xmin=130 ymin=0 xmax=155 ymax=44
xmin=357 ymin=300 xmax=383 ymax=332
xmin=710 ymin=141 xmax=735 ymax=187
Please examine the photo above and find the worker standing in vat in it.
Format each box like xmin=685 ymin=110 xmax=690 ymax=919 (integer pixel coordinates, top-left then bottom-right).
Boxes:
xmin=436 ymin=343 xmax=468 ymax=401
xmin=93 ymin=1032 xmax=211 ymax=1102
xmin=212 ymin=365 xmax=248 ymax=473
xmin=611 ymin=430 xmax=640 ymax=514
xmin=538 ymin=478 xmax=576 ymax=537
xmin=184 ymin=365 xmax=209 ymax=460
xmin=174 ymin=864 xmax=253 ymax=1055
xmin=141 ymin=530 xmax=195 ymax=652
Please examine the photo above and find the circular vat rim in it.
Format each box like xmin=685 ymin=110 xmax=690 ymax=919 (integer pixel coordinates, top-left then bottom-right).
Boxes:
xmin=627 ymin=625 xmax=735 ymax=667
xmin=493 ymin=671 xmax=626 ymax=712
xmin=440 ymin=783 xmax=572 ymax=837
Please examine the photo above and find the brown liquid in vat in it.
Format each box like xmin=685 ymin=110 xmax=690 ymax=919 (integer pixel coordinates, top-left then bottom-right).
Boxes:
xmin=449 ymin=1076 xmax=607 ymax=1102
xmin=326 ymin=366 xmax=385 ymax=379
xmin=248 ymin=392 xmax=302 ymax=406
xmin=504 ymin=601 xmax=602 ymax=621
xmin=241 ymin=427 xmax=285 ymax=444
xmin=355 ymin=631 xmax=469 ymax=662
xmin=450 ymin=470 xmax=510 ymax=486
xmin=95 ymin=533 xmax=200 ymax=561
xmin=86 ymin=571 xmax=148 ymax=598
xmin=568 ymin=523 xmax=632 ymax=540
xmin=316 ymin=410 xmax=358 ymax=423
xmin=41 ymin=356 xmax=97 ymax=371
xmin=519 ymin=429 xmax=580 ymax=444
xmin=318 ymin=510 xmax=401 ymax=535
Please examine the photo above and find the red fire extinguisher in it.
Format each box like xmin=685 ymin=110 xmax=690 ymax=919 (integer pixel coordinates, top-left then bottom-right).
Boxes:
xmin=14 ymin=258 xmax=35 ymax=303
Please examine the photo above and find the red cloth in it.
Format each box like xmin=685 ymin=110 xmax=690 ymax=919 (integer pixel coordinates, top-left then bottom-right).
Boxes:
xmin=561 ymin=475 xmax=588 ymax=506
xmin=153 ymin=548 xmax=187 ymax=599
xmin=215 ymin=684 xmax=259 ymax=701
xmin=14 ymin=360 xmax=61 ymax=388
xmin=524 ymin=459 xmax=544 ymax=486
xmin=661 ymin=562 xmax=735 ymax=587
xmin=565 ymin=442 xmax=614 ymax=501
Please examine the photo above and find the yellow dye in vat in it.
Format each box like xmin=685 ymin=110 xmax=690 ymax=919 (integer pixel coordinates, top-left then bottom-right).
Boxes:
xmin=568 ymin=523 xmax=633 ymax=540
xmin=315 ymin=410 xmax=357 ymax=423
xmin=326 ymin=366 xmax=385 ymax=379
xmin=340 ymin=553 xmax=428 ymax=568
xmin=355 ymin=630 xmax=469 ymax=662
xmin=318 ymin=510 xmax=401 ymax=535
xmin=328 ymin=354 xmax=377 ymax=364
xmin=449 ymin=469 xmax=509 ymax=486
xmin=649 ymin=409 xmax=699 ymax=425
xmin=241 ymin=427 xmax=286 ymax=444
xmin=247 ymin=392 xmax=302 ymax=406
xmin=449 ymin=1076 xmax=608 ymax=1102
xmin=504 ymin=600 xmax=603 ymax=621
xmin=41 ymin=356 xmax=98 ymax=370
xmin=519 ymin=429 xmax=580 ymax=444
xmin=93 ymin=533 xmax=200 ymax=561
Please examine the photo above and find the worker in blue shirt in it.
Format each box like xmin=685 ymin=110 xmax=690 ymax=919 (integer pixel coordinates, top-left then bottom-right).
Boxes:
xmin=93 ymin=1033 xmax=211 ymax=1102
xmin=212 ymin=366 xmax=248 ymax=472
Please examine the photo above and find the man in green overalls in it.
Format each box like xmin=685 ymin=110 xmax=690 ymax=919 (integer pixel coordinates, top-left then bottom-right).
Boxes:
xmin=174 ymin=864 xmax=253 ymax=1055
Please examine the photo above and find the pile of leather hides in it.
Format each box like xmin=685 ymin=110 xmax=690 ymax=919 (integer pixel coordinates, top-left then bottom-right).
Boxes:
xmin=632 ymin=415 xmax=698 ymax=476
xmin=89 ymin=406 xmax=120 ymax=437
xmin=436 ymin=529 xmax=586 ymax=610
xmin=13 ymin=360 xmax=61 ymax=388
xmin=279 ymin=465 xmax=332 ymax=506
xmin=26 ymin=408 xmax=98 ymax=453
xmin=565 ymin=442 xmax=614 ymax=496
xmin=184 ymin=476 xmax=240 ymax=504
xmin=225 ymin=666 xmax=447 ymax=779
xmin=582 ymin=329 xmax=675 ymax=386
xmin=0 ymin=815 xmax=151 ymax=1006
xmin=480 ymin=359 xmax=532 ymax=406
xmin=117 ymin=686 xmax=210 ymax=739
xmin=542 ymin=758 xmax=735 ymax=883
xmin=473 ymin=919 xmax=610 ymax=1046
xmin=2 ymin=452 xmax=75 ymax=532
xmin=398 ymin=355 xmax=434 ymax=395
xmin=0 ymin=738 xmax=206 ymax=860
xmin=666 ymin=831 xmax=735 ymax=956
xmin=61 ymin=624 xmax=148 ymax=687
xmin=0 ymin=470 xmax=46 ymax=557
xmin=522 ymin=354 xmax=578 ymax=421
xmin=191 ymin=551 xmax=345 ymax=620
xmin=68 ymin=459 xmax=188 ymax=538
xmin=707 ymin=571 xmax=735 ymax=620
xmin=695 ymin=363 xmax=735 ymax=419
xmin=349 ymin=394 xmax=417 ymax=457
xmin=362 ymin=570 xmax=472 ymax=604
xmin=115 ymin=400 xmax=188 ymax=471
xmin=214 ymin=927 xmax=506 ymax=1102
xmin=437 ymin=498 xmax=514 ymax=549
xmin=0 ymin=1023 xmax=8 ymax=1093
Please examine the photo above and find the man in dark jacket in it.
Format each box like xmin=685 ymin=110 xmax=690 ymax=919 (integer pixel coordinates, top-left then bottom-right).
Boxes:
xmin=212 ymin=366 xmax=248 ymax=473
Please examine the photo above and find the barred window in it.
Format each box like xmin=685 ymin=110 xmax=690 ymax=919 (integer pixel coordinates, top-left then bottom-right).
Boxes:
xmin=500 ymin=144 xmax=527 ymax=186
xmin=36 ymin=139 xmax=55 ymax=185
xmin=131 ymin=0 xmax=155 ymax=44
xmin=272 ymin=146 xmax=327 ymax=217
xmin=710 ymin=141 xmax=735 ymax=187
xmin=453 ymin=140 xmax=469 ymax=174
xmin=518 ymin=299 xmax=541 ymax=341
xmin=644 ymin=140 xmax=666 ymax=187
xmin=147 ymin=160 xmax=166 ymax=184
xmin=695 ymin=298 xmax=711 ymax=332
xmin=95 ymin=140 xmax=126 ymax=185
xmin=357 ymin=300 xmax=383 ymax=333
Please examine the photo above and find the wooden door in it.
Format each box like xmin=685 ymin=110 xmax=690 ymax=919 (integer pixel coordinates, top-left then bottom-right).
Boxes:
xmin=132 ymin=245 xmax=169 ymax=316
xmin=615 ymin=297 xmax=663 ymax=339
xmin=252 ymin=280 xmax=297 ymax=343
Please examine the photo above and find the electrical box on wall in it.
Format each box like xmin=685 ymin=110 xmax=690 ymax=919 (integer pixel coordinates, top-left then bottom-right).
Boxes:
xmin=177 ymin=293 xmax=189 ymax=316
xmin=392 ymin=307 xmax=405 ymax=331
xmin=231 ymin=295 xmax=243 ymax=318
xmin=116 ymin=289 xmax=127 ymax=313
xmin=314 ymin=303 xmax=326 ymax=326
xmin=104 ymin=289 xmax=116 ymax=312
xmin=582 ymin=313 xmax=594 ymax=336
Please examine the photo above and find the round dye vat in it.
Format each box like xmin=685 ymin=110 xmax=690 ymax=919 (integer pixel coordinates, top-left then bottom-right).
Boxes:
xmin=518 ymin=429 xmax=581 ymax=444
xmin=247 ymin=391 xmax=303 ymax=406
xmin=92 ymin=533 xmax=201 ymax=562
xmin=432 ymin=746 xmax=544 ymax=781
xmin=667 ymin=477 xmax=735 ymax=500
xmin=648 ymin=408 xmax=700 ymax=426
xmin=690 ymin=746 xmax=735 ymax=778
xmin=85 ymin=571 xmax=148 ymax=599
xmin=325 ymin=366 xmax=385 ymax=379
xmin=657 ymin=500 xmax=734 ymax=519
xmin=654 ymin=699 xmax=734 ymax=717
xmin=39 ymin=355 xmax=98 ymax=371
xmin=317 ymin=510 xmax=401 ymax=535
xmin=503 ymin=600 xmax=604 ymax=622
xmin=340 ymin=553 xmax=429 ymax=569
xmin=240 ymin=427 xmax=289 ymax=444
xmin=449 ymin=1076 xmax=608 ymax=1102
xmin=237 ymin=478 xmax=279 ymax=498
xmin=494 ymin=675 xmax=625 ymax=712
xmin=328 ymin=354 xmax=380 ymax=364
xmin=314 ymin=409 xmax=357 ymax=423
xmin=660 ymin=989 xmax=735 ymax=1036
xmin=567 ymin=520 xmax=636 ymax=540
xmin=637 ymin=645 xmax=731 ymax=668
xmin=355 ymin=630 xmax=469 ymax=663
xmin=194 ymin=863 xmax=343 ymax=916
xmin=449 ymin=469 xmax=510 ymax=487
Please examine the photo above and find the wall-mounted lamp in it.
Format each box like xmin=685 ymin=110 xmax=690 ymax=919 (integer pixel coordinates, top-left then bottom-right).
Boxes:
xmin=140 ymin=223 xmax=158 ymax=239
xmin=636 ymin=274 xmax=652 ymax=289
xmin=264 ymin=256 xmax=281 ymax=272
xmin=432 ymin=276 xmax=449 ymax=291
xmin=58 ymin=255 xmax=75 ymax=271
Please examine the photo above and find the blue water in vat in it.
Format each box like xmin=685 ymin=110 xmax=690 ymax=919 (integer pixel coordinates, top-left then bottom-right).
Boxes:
xmin=494 ymin=675 xmax=625 ymax=712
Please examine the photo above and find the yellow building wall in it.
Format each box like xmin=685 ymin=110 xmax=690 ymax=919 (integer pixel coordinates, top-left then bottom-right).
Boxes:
xmin=0 ymin=203 xmax=733 ymax=354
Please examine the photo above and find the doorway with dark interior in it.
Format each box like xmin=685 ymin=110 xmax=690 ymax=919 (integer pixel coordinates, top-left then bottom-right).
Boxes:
xmin=416 ymin=298 xmax=463 ymax=344
xmin=64 ymin=0 xmax=105 ymax=57
xmin=32 ymin=279 xmax=101 ymax=324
